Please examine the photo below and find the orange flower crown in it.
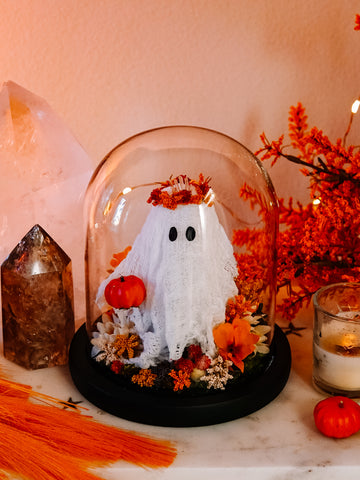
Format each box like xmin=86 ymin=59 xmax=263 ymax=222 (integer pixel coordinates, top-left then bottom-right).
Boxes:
xmin=147 ymin=174 xmax=213 ymax=210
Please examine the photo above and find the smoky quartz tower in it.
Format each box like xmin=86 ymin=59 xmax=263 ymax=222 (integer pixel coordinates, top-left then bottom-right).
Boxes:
xmin=1 ymin=224 xmax=75 ymax=369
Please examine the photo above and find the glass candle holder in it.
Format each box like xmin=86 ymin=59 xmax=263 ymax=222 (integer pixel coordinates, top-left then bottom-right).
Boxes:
xmin=313 ymin=282 xmax=360 ymax=397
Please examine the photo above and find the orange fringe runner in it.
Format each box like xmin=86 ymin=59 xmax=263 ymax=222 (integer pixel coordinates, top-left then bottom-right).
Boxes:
xmin=0 ymin=377 xmax=176 ymax=479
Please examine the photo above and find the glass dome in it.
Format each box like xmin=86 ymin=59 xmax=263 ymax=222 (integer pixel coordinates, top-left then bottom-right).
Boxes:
xmin=84 ymin=126 xmax=278 ymax=393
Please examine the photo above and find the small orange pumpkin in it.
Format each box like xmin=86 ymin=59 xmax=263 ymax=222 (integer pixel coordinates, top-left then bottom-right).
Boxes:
xmin=104 ymin=275 xmax=146 ymax=309
xmin=314 ymin=396 xmax=360 ymax=438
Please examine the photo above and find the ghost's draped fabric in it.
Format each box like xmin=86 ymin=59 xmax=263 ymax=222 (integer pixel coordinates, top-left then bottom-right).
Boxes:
xmin=98 ymin=203 xmax=237 ymax=367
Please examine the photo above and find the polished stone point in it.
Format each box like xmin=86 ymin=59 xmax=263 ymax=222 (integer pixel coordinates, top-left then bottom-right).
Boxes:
xmin=1 ymin=224 xmax=75 ymax=369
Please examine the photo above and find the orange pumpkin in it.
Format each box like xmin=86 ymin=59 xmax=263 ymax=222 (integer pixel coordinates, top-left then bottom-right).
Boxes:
xmin=313 ymin=396 xmax=360 ymax=438
xmin=105 ymin=275 xmax=146 ymax=309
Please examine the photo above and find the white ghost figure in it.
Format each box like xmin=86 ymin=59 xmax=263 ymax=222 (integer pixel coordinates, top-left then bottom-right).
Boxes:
xmin=97 ymin=202 xmax=238 ymax=368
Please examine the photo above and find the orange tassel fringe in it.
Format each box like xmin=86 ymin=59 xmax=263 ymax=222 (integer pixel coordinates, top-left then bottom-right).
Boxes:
xmin=0 ymin=378 xmax=176 ymax=480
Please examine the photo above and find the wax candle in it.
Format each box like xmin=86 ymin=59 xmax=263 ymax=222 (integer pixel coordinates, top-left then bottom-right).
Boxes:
xmin=312 ymin=283 xmax=360 ymax=397
xmin=313 ymin=313 xmax=360 ymax=391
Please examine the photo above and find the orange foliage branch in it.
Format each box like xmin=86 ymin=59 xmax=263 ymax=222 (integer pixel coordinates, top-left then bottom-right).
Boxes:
xmin=251 ymin=102 xmax=360 ymax=321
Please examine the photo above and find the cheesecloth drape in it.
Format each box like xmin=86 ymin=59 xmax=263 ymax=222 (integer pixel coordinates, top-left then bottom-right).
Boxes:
xmin=97 ymin=203 xmax=238 ymax=368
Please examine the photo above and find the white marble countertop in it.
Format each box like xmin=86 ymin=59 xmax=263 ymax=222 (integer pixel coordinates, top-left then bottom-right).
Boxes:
xmin=3 ymin=311 xmax=360 ymax=480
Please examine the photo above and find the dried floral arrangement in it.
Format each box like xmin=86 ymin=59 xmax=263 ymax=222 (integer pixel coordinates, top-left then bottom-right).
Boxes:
xmin=92 ymin=175 xmax=272 ymax=393
xmin=92 ymin=299 xmax=270 ymax=393
xmin=240 ymin=100 xmax=360 ymax=321
xmin=232 ymin=13 xmax=360 ymax=324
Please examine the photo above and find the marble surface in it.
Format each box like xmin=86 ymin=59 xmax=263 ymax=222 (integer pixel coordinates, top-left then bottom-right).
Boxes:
xmin=3 ymin=313 xmax=360 ymax=480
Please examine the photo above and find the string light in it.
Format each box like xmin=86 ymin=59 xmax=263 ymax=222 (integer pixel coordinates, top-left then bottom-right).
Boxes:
xmin=343 ymin=97 xmax=360 ymax=146
xmin=351 ymin=99 xmax=360 ymax=114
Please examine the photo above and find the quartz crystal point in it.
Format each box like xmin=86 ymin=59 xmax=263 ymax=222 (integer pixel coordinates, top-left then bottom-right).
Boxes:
xmin=1 ymin=225 xmax=75 ymax=369
xmin=0 ymin=81 xmax=93 ymax=322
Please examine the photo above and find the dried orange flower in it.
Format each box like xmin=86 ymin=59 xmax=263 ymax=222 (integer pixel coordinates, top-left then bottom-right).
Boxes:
xmin=109 ymin=246 xmax=132 ymax=269
xmin=168 ymin=369 xmax=191 ymax=391
xmin=225 ymin=295 xmax=255 ymax=323
xmin=131 ymin=369 xmax=157 ymax=387
xmin=213 ymin=317 xmax=260 ymax=372
xmin=147 ymin=174 xmax=211 ymax=209
xmin=113 ymin=334 xmax=141 ymax=359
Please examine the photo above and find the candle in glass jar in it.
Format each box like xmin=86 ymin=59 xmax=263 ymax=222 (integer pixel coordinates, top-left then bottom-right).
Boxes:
xmin=313 ymin=311 xmax=360 ymax=391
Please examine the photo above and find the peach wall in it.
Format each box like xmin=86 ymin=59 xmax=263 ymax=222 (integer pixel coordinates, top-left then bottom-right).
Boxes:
xmin=0 ymin=0 xmax=359 ymax=202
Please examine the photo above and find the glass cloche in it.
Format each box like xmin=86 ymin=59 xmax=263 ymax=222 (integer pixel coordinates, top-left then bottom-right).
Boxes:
xmin=70 ymin=126 xmax=290 ymax=426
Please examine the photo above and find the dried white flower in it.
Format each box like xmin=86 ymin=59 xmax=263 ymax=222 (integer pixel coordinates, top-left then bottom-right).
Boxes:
xmin=91 ymin=336 xmax=118 ymax=365
xmin=91 ymin=307 xmax=143 ymax=365
xmin=112 ymin=307 xmax=138 ymax=334
xmin=252 ymin=324 xmax=271 ymax=354
xmin=242 ymin=314 xmax=271 ymax=355
xmin=200 ymin=355 xmax=233 ymax=390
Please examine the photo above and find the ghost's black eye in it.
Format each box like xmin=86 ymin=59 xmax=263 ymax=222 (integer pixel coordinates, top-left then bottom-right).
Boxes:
xmin=186 ymin=226 xmax=196 ymax=241
xmin=169 ymin=226 xmax=178 ymax=241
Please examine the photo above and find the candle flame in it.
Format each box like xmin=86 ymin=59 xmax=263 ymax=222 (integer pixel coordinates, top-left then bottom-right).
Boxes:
xmin=340 ymin=333 xmax=358 ymax=349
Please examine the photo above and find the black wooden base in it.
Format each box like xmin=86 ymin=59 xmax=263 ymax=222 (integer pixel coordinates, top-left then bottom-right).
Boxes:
xmin=69 ymin=323 xmax=291 ymax=427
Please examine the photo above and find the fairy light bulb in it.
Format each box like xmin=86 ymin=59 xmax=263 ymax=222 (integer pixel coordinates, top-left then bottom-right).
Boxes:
xmin=351 ymin=99 xmax=360 ymax=114
xmin=344 ymin=98 xmax=360 ymax=146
